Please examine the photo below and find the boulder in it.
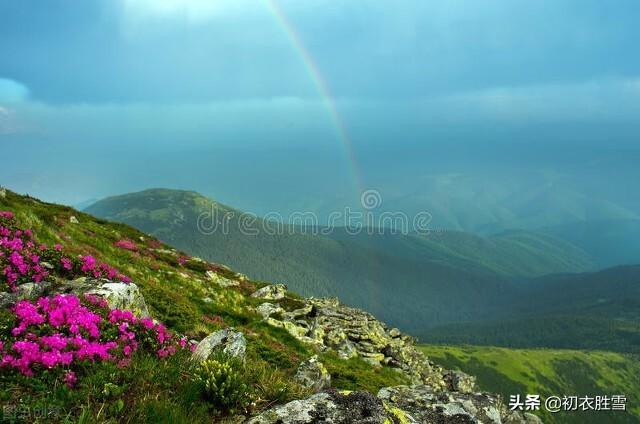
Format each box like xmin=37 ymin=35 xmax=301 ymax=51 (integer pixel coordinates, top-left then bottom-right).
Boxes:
xmin=294 ymin=355 xmax=331 ymax=392
xmin=250 ymin=284 xmax=287 ymax=300
xmin=69 ymin=215 xmax=79 ymax=224
xmin=256 ymin=302 xmax=284 ymax=320
xmin=192 ymin=328 xmax=246 ymax=362
xmin=378 ymin=385 xmax=506 ymax=424
xmin=77 ymin=280 xmax=150 ymax=318
xmin=247 ymin=390 xmax=402 ymax=424
xmin=0 ymin=282 xmax=51 ymax=308
xmin=0 ymin=187 xmax=6 ymax=198
xmin=206 ymin=270 xmax=240 ymax=288
xmin=443 ymin=370 xmax=476 ymax=393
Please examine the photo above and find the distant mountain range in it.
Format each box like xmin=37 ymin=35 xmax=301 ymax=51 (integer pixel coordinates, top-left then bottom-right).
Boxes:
xmin=421 ymin=265 xmax=640 ymax=352
xmin=84 ymin=189 xmax=596 ymax=328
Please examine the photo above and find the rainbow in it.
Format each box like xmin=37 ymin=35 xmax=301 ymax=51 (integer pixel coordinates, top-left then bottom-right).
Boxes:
xmin=264 ymin=0 xmax=365 ymax=201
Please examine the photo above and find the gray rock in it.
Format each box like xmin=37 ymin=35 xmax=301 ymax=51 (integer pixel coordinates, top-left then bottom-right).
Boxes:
xmin=192 ymin=328 xmax=246 ymax=362
xmin=378 ymin=385 xmax=505 ymax=424
xmin=247 ymin=390 xmax=403 ymax=424
xmin=504 ymin=411 xmax=544 ymax=424
xmin=69 ymin=215 xmax=79 ymax=224
xmin=250 ymin=284 xmax=287 ymax=300
xmin=0 ymin=187 xmax=6 ymax=198
xmin=444 ymin=369 xmax=477 ymax=393
xmin=58 ymin=279 xmax=150 ymax=318
xmin=256 ymin=302 xmax=284 ymax=319
xmin=294 ymin=355 xmax=331 ymax=392
xmin=206 ymin=270 xmax=240 ymax=287
xmin=0 ymin=282 xmax=51 ymax=308
xmin=85 ymin=282 xmax=150 ymax=317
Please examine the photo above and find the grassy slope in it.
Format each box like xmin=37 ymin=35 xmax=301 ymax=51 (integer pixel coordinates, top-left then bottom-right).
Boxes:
xmin=0 ymin=189 xmax=409 ymax=422
xmin=420 ymin=345 xmax=640 ymax=424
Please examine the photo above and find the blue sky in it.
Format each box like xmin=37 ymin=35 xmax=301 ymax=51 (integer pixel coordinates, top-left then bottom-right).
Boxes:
xmin=1 ymin=0 xmax=640 ymax=208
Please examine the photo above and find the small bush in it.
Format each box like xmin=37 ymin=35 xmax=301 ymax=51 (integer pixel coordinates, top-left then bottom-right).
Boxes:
xmin=194 ymin=356 xmax=251 ymax=414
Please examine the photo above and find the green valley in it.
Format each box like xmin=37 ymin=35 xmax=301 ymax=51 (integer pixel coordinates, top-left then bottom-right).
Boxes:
xmin=420 ymin=345 xmax=640 ymax=424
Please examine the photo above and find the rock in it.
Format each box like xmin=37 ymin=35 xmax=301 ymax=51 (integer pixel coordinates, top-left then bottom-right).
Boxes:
xmin=444 ymin=370 xmax=476 ymax=393
xmin=262 ymin=296 xmax=446 ymax=387
xmin=266 ymin=318 xmax=308 ymax=339
xmin=504 ymin=411 xmax=545 ymax=424
xmin=206 ymin=270 xmax=240 ymax=288
xmin=69 ymin=215 xmax=79 ymax=224
xmin=0 ymin=282 xmax=52 ymax=308
xmin=378 ymin=385 xmax=507 ymax=424
xmin=247 ymin=390 xmax=399 ymax=424
xmin=192 ymin=328 xmax=246 ymax=362
xmin=256 ymin=302 xmax=284 ymax=319
xmin=250 ymin=284 xmax=287 ymax=300
xmin=85 ymin=282 xmax=150 ymax=317
xmin=40 ymin=261 xmax=54 ymax=270
xmin=58 ymin=279 xmax=150 ymax=318
xmin=202 ymin=297 xmax=213 ymax=303
xmin=294 ymin=355 xmax=331 ymax=392
xmin=0 ymin=187 xmax=6 ymax=198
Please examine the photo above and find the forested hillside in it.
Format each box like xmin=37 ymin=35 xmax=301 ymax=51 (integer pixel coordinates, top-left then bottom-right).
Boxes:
xmin=85 ymin=189 xmax=596 ymax=332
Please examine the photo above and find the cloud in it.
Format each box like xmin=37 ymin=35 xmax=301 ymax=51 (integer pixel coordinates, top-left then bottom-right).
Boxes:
xmin=0 ymin=78 xmax=29 ymax=103
xmin=432 ymin=77 xmax=640 ymax=122
xmin=119 ymin=0 xmax=257 ymax=24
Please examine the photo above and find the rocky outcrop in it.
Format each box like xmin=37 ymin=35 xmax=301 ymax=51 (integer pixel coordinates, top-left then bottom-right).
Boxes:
xmin=192 ymin=328 xmax=247 ymax=362
xmin=379 ymin=385 xmax=505 ymax=423
xmin=206 ymin=270 xmax=240 ymax=288
xmin=246 ymin=390 xmax=396 ymax=424
xmin=249 ymin=290 xmax=543 ymax=423
xmin=250 ymin=284 xmax=287 ymax=300
xmin=254 ymin=295 xmax=450 ymax=388
xmin=294 ymin=355 xmax=331 ymax=392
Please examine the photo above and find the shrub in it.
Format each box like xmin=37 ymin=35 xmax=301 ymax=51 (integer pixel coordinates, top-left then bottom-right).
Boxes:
xmin=194 ymin=356 xmax=251 ymax=414
xmin=0 ymin=293 xmax=188 ymax=378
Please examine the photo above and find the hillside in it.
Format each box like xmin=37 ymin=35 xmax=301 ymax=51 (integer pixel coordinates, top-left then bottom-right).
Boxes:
xmin=543 ymin=219 xmax=640 ymax=268
xmin=420 ymin=345 xmax=640 ymax=424
xmin=0 ymin=187 xmax=541 ymax=423
xmin=419 ymin=266 xmax=640 ymax=353
xmin=84 ymin=188 xmax=595 ymax=331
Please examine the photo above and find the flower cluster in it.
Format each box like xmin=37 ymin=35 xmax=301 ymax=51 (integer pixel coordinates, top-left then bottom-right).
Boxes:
xmin=1 ymin=211 xmax=49 ymax=290
xmin=113 ymin=239 xmax=137 ymax=252
xmin=0 ymin=294 xmax=188 ymax=378
xmin=0 ymin=211 xmax=130 ymax=291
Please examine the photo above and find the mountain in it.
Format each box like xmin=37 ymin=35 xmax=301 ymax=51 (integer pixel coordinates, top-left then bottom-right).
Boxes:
xmin=420 ymin=265 xmax=640 ymax=353
xmin=543 ymin=219 xmax=640 ymax=268
xmin=0 ymin=187 xmax=541 ymax=423
xmin=85 ymin=188 xmax=595 ymax=331
xmin=420 ymin=345 xmax=640 ymax=424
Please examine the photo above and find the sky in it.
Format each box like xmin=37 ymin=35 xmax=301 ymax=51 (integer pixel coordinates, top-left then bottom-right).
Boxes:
xmin=1 ymin=0 xmax=640 ymax=215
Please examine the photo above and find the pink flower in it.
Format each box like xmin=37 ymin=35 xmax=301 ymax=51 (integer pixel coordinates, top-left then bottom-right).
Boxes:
xmin=64 ymin=371 xmax=77 ymax=388
xmin=61 ymin=257 xmax=73 ymax=270
xmin=80 ymin=255 xmax=95 ymax=272
xmin=114 ymin=239 xmax=137 ymax=251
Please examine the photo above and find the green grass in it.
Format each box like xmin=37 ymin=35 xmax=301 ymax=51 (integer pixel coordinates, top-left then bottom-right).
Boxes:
xmin=420 ymin=344 xmax=640 ymax=424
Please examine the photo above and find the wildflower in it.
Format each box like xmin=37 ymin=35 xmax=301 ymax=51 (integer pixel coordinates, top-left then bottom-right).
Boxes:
xmin=63 ymin=370 xmax=77 ymax=388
